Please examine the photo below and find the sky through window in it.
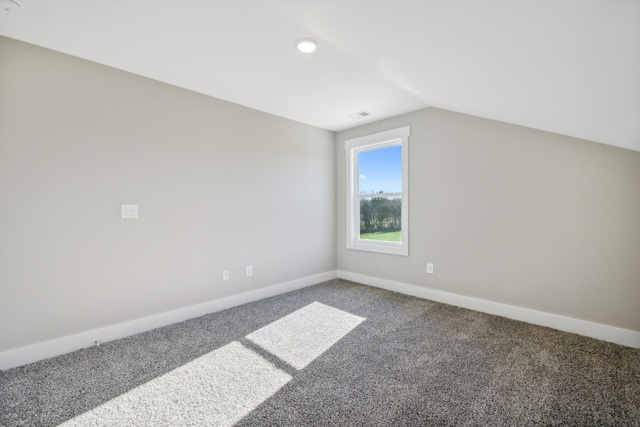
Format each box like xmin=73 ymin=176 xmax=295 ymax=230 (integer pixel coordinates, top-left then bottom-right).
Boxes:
xmin=358 ymin=145 xmax=402 ymax=194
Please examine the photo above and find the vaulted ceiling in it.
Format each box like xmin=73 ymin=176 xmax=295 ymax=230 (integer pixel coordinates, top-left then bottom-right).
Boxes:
xmin=1 ymin=0 xmax=639 ymax=151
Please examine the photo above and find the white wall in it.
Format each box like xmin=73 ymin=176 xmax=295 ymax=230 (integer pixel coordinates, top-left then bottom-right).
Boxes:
xmin=0 ymin=37 xmax=336 ymax=353
xmin=337 ymin=108 xmax=640 ymax=333
xmin=2 ymin=35 xmax=639 ymax=364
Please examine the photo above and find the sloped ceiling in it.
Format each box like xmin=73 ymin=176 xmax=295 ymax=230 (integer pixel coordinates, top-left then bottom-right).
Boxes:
xmin=1 ymin=0 xmax=639 ymax=151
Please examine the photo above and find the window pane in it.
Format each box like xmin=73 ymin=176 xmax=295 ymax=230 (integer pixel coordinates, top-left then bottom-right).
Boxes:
xmin=358 ymin=146 xmax=402 ymax=194
xmin=358 ymin=195 xmax=402 ymax=243
xmin=357 ymin=146 xmax=402 ymax=243
xmin=346 ymin=125 xmax=409 ymax=256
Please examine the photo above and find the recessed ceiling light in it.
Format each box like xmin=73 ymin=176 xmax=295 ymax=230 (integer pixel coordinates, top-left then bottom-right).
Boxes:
xmin=296 ymin=38 xmax=317 ymax=54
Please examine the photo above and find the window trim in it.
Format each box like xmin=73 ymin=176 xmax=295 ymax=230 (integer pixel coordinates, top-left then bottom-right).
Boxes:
xmin=345 ymin=126 xmax=410 ymax=256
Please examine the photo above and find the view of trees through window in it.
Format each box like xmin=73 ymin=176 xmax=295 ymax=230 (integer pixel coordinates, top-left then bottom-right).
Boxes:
xmin=357 ymin=145 xmax=402 ymax=242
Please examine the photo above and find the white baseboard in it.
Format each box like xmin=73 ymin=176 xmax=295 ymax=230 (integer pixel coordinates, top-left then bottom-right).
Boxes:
xmin=3 ymin=269 xmax=637 ymax=371
xmin=337 ymin=270 xmax=640 ymax=349
xmin=0 ymin=271 xmax=337 ymax=371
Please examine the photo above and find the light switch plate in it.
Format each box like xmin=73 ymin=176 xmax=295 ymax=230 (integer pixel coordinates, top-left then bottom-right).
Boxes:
xmin=121 ymin=204 xmax=139 ymax=219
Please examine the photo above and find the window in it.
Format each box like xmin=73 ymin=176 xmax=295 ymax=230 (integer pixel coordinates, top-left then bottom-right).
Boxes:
xmin=345 ymin=126 xmax=409 ymax=256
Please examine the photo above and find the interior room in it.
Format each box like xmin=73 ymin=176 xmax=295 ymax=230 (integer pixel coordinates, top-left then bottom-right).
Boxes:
xmin=1 ymin=1 xmax=639 ymax=425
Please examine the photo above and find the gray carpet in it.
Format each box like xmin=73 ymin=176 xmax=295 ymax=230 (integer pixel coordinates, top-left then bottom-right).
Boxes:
xmin=1 ymin=279 xmax=639 ymax=426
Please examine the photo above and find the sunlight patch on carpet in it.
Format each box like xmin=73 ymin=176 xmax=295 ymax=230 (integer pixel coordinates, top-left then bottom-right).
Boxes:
xmin=59 ymin=302 xmax=365 ymax=426
xmin=246 ymin=301 xmax=366 ymax=369
xmin=59 ymin=341 xmax=292 ymax=427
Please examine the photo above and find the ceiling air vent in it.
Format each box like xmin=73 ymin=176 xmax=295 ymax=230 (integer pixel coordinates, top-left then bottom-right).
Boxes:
xmin=348 ymin=111 xmax=371 ymax=119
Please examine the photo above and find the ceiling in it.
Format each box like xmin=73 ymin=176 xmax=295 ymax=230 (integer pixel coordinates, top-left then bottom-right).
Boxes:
xmin=1 ymin=0 xmax=639 ymax=151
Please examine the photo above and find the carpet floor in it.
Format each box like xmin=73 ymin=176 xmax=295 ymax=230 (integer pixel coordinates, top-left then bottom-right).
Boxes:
xmin=1 ymin=279 xmax=639 ymax=426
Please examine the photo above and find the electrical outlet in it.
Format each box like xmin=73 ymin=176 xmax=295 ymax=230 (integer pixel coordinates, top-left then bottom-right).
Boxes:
xmin=222 ymin=270 xmax=229 ymax=280
xmin=246 ymin=265 xmax=253 ymax=277
xmin=427 ymin=263 xmax=434 ymax=274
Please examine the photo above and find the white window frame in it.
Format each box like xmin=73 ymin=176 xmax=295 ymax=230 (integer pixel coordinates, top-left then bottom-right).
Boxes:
xmin=345 ymin=126 xmax=409 ymax=256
